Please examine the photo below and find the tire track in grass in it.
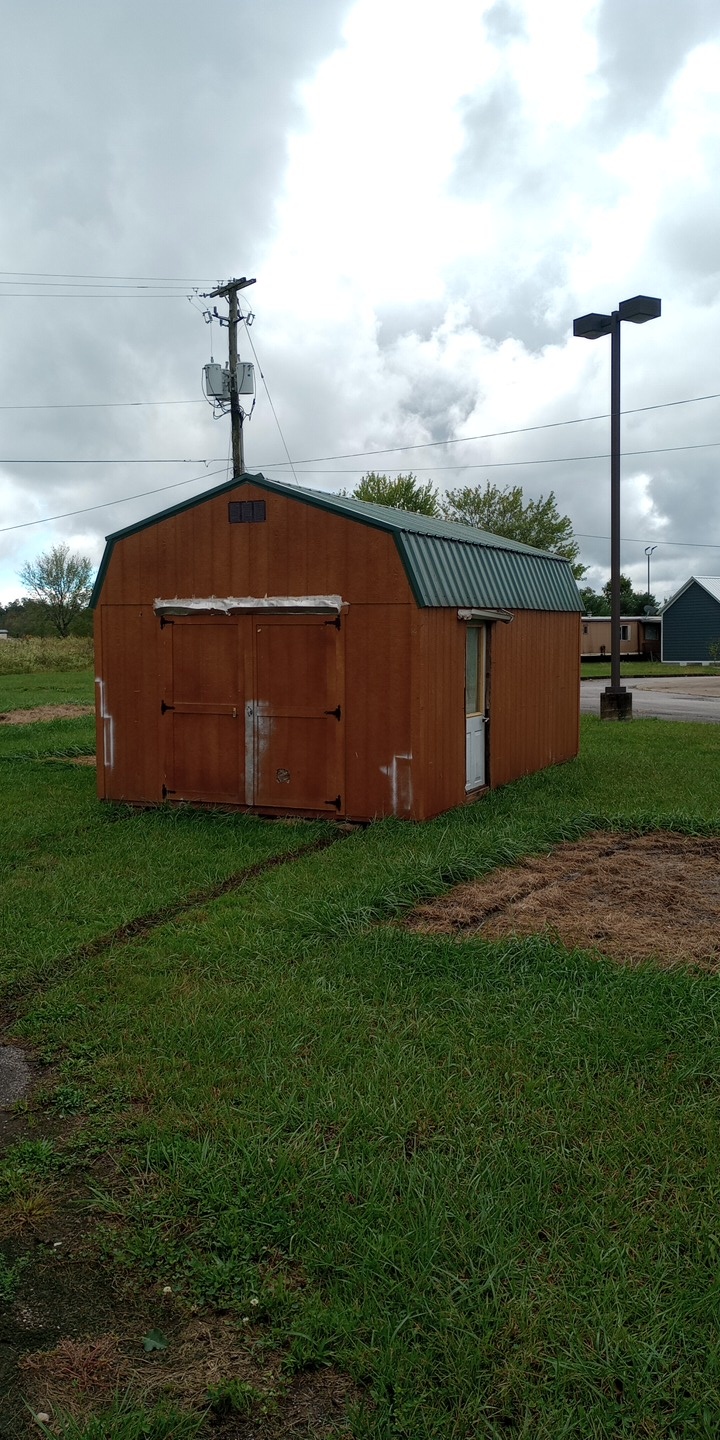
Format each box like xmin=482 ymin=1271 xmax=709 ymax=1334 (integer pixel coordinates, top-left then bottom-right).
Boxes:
xmin=0 ymin=826 xmax=355 ymax=1033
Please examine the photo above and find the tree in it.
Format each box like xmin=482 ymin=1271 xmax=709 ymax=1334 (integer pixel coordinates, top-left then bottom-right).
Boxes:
xmin=601 ymin=575 xmax=657 ymax=617
xmin=442 ymin=481 xmax=585 ymax=579
xmin=351 ymin=471 xmax=440 ymax=516
xmin=579 ymin=585 xmax=610 ymax=616
xmin=19 ymin=544 xmax=94 ymax=638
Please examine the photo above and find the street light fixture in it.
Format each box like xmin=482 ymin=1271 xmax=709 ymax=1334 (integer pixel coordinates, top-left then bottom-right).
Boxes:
xmin=645 ymin=544 xmax=657 ymax=602
xmin=573 ymin=295 xmax=661 ymax=719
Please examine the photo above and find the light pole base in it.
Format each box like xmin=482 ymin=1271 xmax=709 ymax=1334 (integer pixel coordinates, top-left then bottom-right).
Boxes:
xmin=600 ymin=687 xmax=632 ymax=721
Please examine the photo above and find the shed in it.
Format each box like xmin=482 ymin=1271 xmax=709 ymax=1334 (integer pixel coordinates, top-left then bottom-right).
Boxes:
xmin=91 ymin=472 xmax=582 ymax=821
xmin=661 ymin=577 xmax=720 ymax=664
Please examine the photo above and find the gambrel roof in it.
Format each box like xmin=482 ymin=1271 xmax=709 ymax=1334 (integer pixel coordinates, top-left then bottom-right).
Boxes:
xmin=91 ymin=472 xmax=582 ymax=613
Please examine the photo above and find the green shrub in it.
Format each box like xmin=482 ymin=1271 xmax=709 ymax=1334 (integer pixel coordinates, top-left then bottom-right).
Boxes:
xmin=0 ymin=636 xmax=93 ymax=674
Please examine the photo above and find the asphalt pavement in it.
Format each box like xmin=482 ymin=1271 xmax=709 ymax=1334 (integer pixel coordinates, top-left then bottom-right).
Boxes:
xmin=581 ymin=675 xmax=720 ymax=723
xmin=0 ymin=1046 xmax=31 ymax=1108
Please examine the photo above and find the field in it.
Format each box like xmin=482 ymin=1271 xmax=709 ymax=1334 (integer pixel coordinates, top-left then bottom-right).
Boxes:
xmin=3 ymin=671 xmax=720 ymax=1438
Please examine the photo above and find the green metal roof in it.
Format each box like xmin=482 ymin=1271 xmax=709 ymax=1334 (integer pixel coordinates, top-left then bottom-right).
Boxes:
xmin=91 ymin=471 xmax=582 ymax=612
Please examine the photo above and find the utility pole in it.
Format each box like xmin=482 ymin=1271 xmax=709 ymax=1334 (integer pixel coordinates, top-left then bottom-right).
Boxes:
xmin=206 ymin=276 xmax=256 ymax=476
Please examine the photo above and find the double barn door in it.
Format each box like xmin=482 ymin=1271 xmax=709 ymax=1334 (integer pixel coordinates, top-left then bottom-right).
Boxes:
xmin=161 ymin=613 xmax=344 ymax=813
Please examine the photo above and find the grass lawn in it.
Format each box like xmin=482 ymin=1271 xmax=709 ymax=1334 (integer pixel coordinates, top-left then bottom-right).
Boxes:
xmin=4 ymin=713 xmax=720 ymax=1437
xmin=581 ymin=660 xmax=720 ymax=679
xmin=0 ymin=666 xmax=95 ymax=710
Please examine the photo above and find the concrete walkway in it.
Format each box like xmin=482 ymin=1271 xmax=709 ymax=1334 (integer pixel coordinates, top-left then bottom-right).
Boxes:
xmin=581 ymin=675 xmax=720 ymax=723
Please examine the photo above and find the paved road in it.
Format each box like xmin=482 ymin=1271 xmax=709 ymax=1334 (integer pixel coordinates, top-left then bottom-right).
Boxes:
xmin=581 ymin=675 xmax=720 ymax=723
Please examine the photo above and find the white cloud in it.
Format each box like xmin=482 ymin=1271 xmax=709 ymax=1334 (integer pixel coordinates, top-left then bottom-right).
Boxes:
xmin=3 ymin=0 xmax=720 ymax=610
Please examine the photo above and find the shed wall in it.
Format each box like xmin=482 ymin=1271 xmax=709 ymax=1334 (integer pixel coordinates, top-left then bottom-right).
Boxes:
xmin=95 ymin=482 xmax=580 ymax=818
xmin=410 ymin=608 xmax=465 ymax=820
xmin=663 ymin=583 xmax=720 ymax=662
xmin=488 ymin=609 xmax=580 ymax=788
xmin=99 ymin=482 xmax=410 ymax=608
xmin=96 ymin=482 xmax=415 ymax=817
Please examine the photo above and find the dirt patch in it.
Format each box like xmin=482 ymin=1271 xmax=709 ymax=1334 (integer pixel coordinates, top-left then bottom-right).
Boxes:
xmin=19 ymin=1318 xmax=361 ymax=1435
xmin=18 ymin=1318 xmax=361 ymax=1438
xmin=44 ymin=755 xmax=96 ymax=767
xmin=0 ymin=705 xmax=94 ymax=725
xmin=6 ymin=1218 xmax=362 ymax=1437
xmin=407 ymin=831 xmax=720 ymax=970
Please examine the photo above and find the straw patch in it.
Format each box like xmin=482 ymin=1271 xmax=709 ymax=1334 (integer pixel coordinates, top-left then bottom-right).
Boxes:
xmin=406 ymin=831 xmax=720 ymax=969
xmin=0 ymin=704 xmax=93 ymax=724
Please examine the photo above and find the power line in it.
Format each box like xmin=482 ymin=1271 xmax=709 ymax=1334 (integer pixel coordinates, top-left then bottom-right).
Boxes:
xmin=576 ymin=532 xmax=720 ymax=550
xmin=0 ymin=467 xmax=229 ymax=534
xmin=252 ymin=390 xmax=720 ymax=467
xmin=0 ymin=458 xmax=226 ymax=465
xmin=3 ymin=469 xmax=720 ymax=553
xmin=242 ymin=326 xmax=299 ymax=485
xmin=0 ymin=400 xmax=203 ymax=411
xmin=262 ymin=439 xmax=720 ymax=472
xmin=0 ymin=384 xmax=717 ymax=430
xmin=0 ymin=281 xmax=192 ymax=291
xmin=0 ymin=269 xmax=216 ymax=282
xmin=0 ymin=293 xmax=193 ymax=299
xmin=3 ymin=437 xmax=720 ymax=470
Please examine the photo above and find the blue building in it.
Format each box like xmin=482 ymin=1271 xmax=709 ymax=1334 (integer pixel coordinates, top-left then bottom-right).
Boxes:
xmin=662 ymin=577 xmax=720 ymax=663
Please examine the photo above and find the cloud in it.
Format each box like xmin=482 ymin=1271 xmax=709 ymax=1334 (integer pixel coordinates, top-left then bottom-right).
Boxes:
xmin=3 ymin=0 xmax=720 ymax=612
xmin=594 ymin=0 xmax=720 ymax=131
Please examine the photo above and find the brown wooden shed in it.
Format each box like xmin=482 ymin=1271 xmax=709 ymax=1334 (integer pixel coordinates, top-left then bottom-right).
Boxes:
xmin=90 ymin=472 xmax=582 ymax=821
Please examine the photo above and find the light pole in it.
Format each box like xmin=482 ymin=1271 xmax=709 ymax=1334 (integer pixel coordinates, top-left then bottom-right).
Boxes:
xmin=573 ymin=295 xmax=661 ymax=720
xmin=645 ymin=544 xmax=657 ymax=602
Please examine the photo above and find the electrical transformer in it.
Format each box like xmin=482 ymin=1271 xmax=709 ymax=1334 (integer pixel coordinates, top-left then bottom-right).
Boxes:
xmin=203 ymin=362 xmax=255 ymax=401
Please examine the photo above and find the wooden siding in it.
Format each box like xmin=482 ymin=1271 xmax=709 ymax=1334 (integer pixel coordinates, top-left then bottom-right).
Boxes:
xmin=410 ymin=608 xmax=465 ymax=820
xmin=488 ymin=610 xmax=580 ymax=789
xmin=95 ymin=482 xmax=581 ymax=819
xmin=100 ymin=482 xmax=410 ymax=608
xmin=97 ymin=604 xmax=161 ymax=803
xmin=97 ymin=482 xmax=416 ymax=817
xmin=345 ymin=604 xmax=412 ymax=820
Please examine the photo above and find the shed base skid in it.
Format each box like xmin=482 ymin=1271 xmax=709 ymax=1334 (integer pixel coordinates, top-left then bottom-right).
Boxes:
xmin=600 ymin=687 xmax=633 ymax=721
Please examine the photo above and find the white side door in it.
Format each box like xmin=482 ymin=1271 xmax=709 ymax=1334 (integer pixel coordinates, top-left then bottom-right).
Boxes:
xmin=465 ymin=624 xmax=487 ymax=791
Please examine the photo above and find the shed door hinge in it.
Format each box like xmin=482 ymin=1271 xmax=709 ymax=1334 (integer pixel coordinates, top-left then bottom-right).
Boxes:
xmin=325 ymin=616 xmax=341 ymax=629
xmin=161 ymin=784 xmax=176 ymax=799
xmin=159 ymin=615 xmax=174 ymax=628
xmin=161 ymin=700 xmax=175 ymax=713
xmin=324 ymin=705 xmax=341 ymax=720
xmin=325 ymin=795 xmax=342 ymax=810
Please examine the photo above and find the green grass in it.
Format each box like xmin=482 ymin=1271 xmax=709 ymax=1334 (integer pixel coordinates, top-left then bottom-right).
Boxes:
xmin=0 ymin=666 xmax=94 ymax=709
xmin=0 ymin=715 xmax=96 ymax=760
xmin=37 ymin=1399 xmax=204 ymax=1440
xmin=9 ymin=715 xmax=720 ymax=1437
xmin=581 ymin=660 xmax=720 ymax=679
xmin=0 ymin=758 xmax=329 ymax=1000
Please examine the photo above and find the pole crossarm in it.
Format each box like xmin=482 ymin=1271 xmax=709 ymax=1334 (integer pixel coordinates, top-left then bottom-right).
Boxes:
xmin=205 ymin=276 xmax=256 ymax=300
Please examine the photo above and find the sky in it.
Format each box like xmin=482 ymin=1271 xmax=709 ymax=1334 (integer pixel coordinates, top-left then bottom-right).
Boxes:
xmin=2 ymin=0 xmax=720 ymax=606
